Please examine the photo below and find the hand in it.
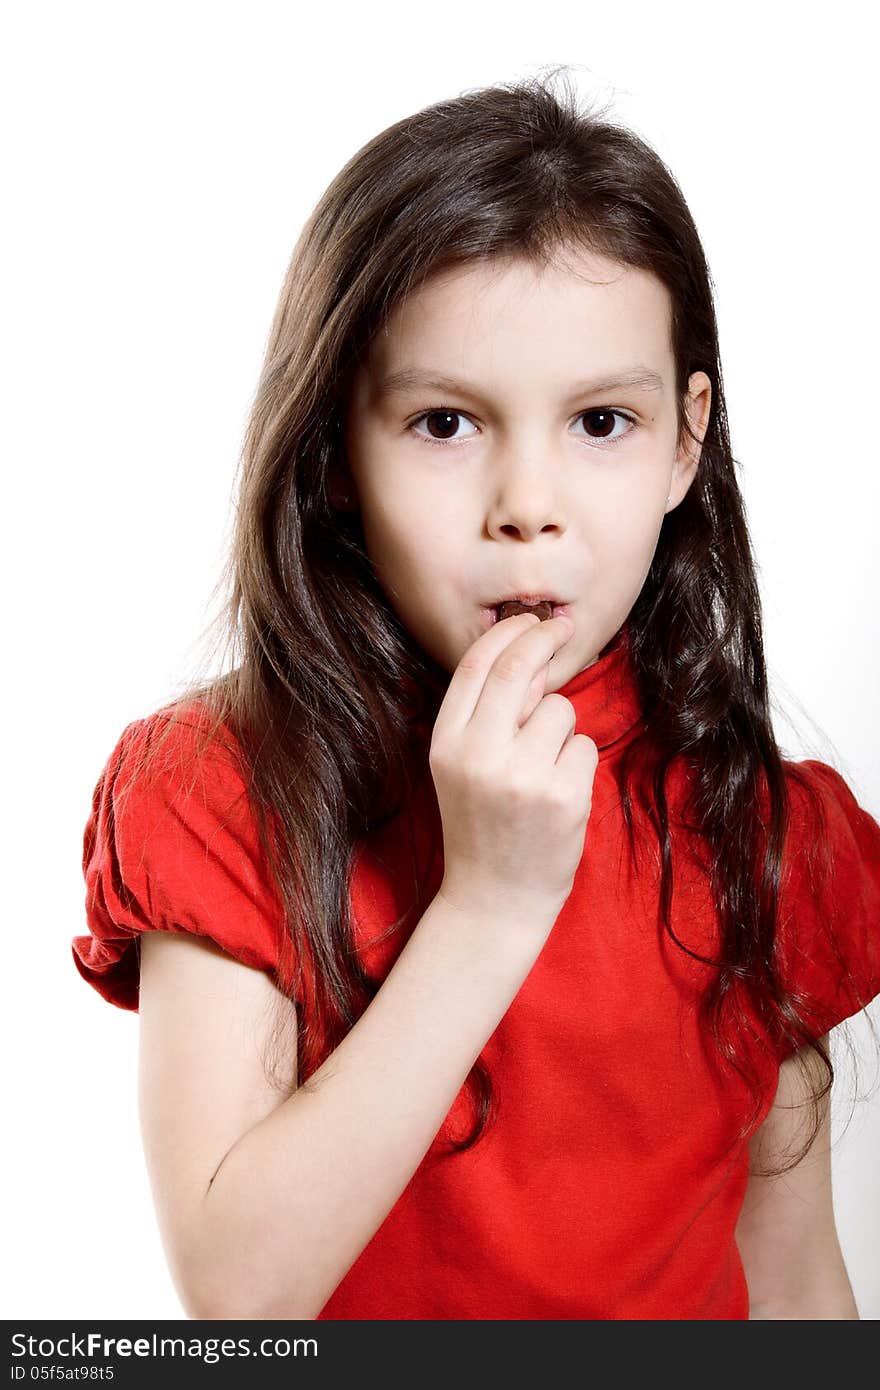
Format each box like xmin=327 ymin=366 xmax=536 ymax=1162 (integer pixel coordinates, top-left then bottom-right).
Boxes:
xmin=429 ymin=611 xmax=599 ymax=936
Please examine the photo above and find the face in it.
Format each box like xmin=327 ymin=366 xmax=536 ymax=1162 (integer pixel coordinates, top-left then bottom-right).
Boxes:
xmin=336 ymin=246 xmax=711 ymax=689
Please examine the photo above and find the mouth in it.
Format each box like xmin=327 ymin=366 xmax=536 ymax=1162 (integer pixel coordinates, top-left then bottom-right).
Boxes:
xmin=481 ymin=595 xmax=573 ymax=628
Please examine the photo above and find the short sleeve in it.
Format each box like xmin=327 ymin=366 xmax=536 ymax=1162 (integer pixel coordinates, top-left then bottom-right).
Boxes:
xmin=774 ymin=759 xmax=880 ymax=1059
xmin=72 ymin=707 xmax=296 ymax=1010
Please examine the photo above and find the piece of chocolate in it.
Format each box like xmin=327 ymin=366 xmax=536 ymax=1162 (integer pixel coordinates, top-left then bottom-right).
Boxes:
xmin=496 ymin=600 xmax=554 ymax=622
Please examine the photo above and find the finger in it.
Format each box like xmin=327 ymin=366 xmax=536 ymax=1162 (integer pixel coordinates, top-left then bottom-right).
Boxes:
xmin=553 ymin=730 xmax=599 ymax=783
xmin=468 ymin=613 xmax=575 ymax=740
xmin=516 ymin=689 xmax=578 ymax=759
xmin=516 ymin=664 xmax=547 ymax=730
xmin=434 ymin=611 xmax=543 ymax=736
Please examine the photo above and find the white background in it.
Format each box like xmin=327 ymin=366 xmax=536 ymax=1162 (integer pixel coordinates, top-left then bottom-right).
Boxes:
xmin=2 ymin=0 xmax=878 ymax=1321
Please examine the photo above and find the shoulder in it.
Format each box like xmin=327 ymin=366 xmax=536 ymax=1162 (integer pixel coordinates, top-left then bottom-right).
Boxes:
xmin=89 ymin=700 xmax=252 ymax=843
xmin=103 ymin=698 xmax=243 ymax=790
xmin=779 ymin=757 xmax=879 ymax=890
xmin=76 ymin=699 xmax=288 ymax=1011
xmin=782 ymin=756 xmax=869 ymax=822
xmin=86 ymin=697 xmax=266 ymax=885
xmin=772 ymin=757 xmax=880 ymax=1056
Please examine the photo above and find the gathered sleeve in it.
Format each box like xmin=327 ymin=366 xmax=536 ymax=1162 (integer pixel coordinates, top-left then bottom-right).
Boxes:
xmin=773 ymin=759 xmax=880 ymax=1059
xmin=73 ymin=708 xmax=297 ymax=1011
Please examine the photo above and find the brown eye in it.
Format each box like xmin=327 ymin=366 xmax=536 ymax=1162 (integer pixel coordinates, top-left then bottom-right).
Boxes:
xmin=573 ymin=408 xmax=636 ymax=447
xmin=582 ymin=409 xmax=616 ymax=438
xmin=410 ymin=408 xmax=478 ymax=447
xmin=423 ymin=410 xmax=460 ymax=440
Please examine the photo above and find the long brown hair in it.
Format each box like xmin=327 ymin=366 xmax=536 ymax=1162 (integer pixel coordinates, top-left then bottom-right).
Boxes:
xmin=136 ymin=66 xmax=876 ymax=1177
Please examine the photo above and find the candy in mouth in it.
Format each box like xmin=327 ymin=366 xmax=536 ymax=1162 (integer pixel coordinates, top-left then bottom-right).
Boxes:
xmin=496 ymin=599 xmax=554 ymax=622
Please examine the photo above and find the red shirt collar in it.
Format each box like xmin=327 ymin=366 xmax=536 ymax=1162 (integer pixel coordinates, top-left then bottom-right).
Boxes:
xmin=403 ymin=622 xmax=644 ymax=759
xmin=556 ymin=623 xmax=645 ymax=755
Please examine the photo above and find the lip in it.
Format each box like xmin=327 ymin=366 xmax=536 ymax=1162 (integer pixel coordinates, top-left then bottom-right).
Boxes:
xmin=489 ymin=591 xmax=567 ymax=606
xmin=480 ymin=598 xmax=573 ymax=630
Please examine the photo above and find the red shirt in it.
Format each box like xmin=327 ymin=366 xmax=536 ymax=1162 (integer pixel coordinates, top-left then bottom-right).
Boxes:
xmin=73 ymin=632 xmax=880 ymax=1319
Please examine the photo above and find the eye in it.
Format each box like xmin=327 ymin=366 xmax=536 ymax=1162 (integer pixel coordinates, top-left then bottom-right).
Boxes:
xmin=572 ymin=408 xmax=638 ymax=447
xmin=409 ymin=408 xmax=478 ymax=447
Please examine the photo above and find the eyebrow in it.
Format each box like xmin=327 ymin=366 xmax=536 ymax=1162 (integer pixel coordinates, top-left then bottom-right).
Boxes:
xmin=374 ymin=365 xmax=666 ymax=399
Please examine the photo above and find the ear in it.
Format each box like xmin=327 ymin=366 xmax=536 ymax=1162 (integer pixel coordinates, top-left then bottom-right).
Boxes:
xmin=667 ymin=371 xmax=712 ymax=510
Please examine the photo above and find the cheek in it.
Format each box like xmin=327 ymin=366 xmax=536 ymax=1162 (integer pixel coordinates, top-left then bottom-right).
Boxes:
xmin=381 ymin=482 xmax=464 ymax=557
xmin=355 ymin=487 xmax=412 ymax=561
xmin=360 ymin=498 xmax=455 ymax=599
xmin=590 ymin=510 xmax=664 ymax=591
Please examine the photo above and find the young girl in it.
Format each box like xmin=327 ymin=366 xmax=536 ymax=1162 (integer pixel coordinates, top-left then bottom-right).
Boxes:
xmin=72 ymin=70 xmax=880 ymax=1321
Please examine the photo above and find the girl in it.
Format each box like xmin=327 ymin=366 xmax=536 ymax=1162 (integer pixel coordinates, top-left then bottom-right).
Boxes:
xmin=73 ymin=69 xmax=880 ymax=1321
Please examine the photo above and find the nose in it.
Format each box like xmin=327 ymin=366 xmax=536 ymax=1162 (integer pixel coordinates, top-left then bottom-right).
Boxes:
xmin=487 ymin=471 xmax=565 ymax=541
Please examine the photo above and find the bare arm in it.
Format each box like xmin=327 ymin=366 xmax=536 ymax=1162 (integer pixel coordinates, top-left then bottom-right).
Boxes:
xmin=736 ymin=1035 xmax=859 ymax=1319
xmin=138 ymin=890 xmax=550 ymax=1321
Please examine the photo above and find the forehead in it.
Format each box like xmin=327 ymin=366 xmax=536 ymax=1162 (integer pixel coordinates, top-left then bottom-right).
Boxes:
xmin=359 ymin=247 xmax=673 ymax=395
